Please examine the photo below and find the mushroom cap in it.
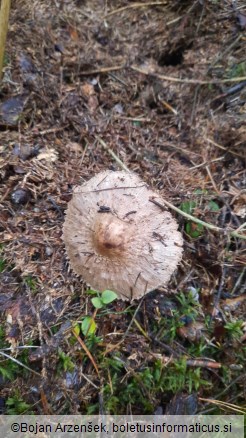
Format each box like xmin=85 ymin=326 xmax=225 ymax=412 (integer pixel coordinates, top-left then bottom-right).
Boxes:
xmin=63 ymin=170 xmax=183 ymax=300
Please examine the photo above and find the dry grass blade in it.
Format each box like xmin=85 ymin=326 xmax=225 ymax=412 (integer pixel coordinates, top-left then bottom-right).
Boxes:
xmin=72 ymin=329 xmax=100 ymax=377
xmin=133 ymin=318 xmax=150 ymax=340
xmin=40 ymin=388 xmax=52 ymax=415
xmin=95 ymin=135 xmax=130 ymax=172
xmin=150 ymin=197 xmax=246 ymax=240
xmin=0 ymin=351 xmax=42 ymax=377
xmin=235 ymin=222 xmax=246 ymax=232
xmin=199 ymin=397 xmax=246 ymax=414
xmin=131 ymin=65 xmax=246 ymax=84
xmin=104 ymin=2 xmax=168 ymax=18
xmin=206 ymin=137 xmax=245 ymax=158
xmin=160 ymin=99 xmax=178 ymax=115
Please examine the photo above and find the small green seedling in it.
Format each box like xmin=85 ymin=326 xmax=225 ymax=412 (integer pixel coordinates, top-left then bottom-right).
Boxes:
xmin=81 ymin=316 xmax=97 ymax=336
xmin=91 ymin=290 xmax=118 ymax=309
xmin=180 ymin=194 xmax=220 ymax=238
xmin=207 ymin=200 xmax=220 ymax=212
xmin=80 ymin=290 xmax=118 ymax=337
xmin=180 ymin=200 xmax=204 ymax=238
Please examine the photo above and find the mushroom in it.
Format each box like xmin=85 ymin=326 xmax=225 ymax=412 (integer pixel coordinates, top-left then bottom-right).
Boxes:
xmin=63 ymin=170 xmax=183 ymax=300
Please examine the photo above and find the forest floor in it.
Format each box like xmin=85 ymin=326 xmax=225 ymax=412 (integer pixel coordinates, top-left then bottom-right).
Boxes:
xmin=0 ymin=0 xmax=245 ymax=415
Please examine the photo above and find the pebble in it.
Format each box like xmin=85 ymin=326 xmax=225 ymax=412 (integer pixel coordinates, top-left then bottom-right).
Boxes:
xmin=11 ymin=188 xmax=31 ymax=205
xmin=45 ymin=247 xmax=53 ymax=256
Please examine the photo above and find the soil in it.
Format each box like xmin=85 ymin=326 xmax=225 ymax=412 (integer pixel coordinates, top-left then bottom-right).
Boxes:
xmin=0 ymin=0 xmax=245 ymax=415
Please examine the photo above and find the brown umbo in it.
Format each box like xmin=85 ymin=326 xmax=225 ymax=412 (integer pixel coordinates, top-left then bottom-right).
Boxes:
xmin=63 ymin=170 xmax=183 ymax=300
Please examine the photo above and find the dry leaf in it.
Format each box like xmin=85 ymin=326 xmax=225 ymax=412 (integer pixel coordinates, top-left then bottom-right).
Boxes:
xmin=178 ymin=321 xmax=206 ymax=342
xmin=66 ymin=142 xmax=82 ymax=153
xmin=81 ymin=83 xmax=95 ymax=98
xmin=221 ymin=295 xmax=246 ymax=312
xmin=37 ymin=149 xmax=58 ymax=162
xmin=68 ymin=26 xmax=79 ymax=41
xmin=0 ymin=95 xmax=28 ymax=126
xmin=88 ymin=95 xmax=99 ymax=113
xmin=233 ymin=194 xmax=246 ymax=218
xmin=237 ymin=12 xmax=246 ymax=30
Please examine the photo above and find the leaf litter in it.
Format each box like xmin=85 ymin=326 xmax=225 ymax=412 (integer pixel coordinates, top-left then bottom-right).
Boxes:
xmin=0 ymin=0 xmax=245 ymax=415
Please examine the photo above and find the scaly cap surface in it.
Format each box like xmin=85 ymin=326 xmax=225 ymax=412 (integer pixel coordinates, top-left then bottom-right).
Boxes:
xmin=63 ymin=170 xmax=183 ymax=300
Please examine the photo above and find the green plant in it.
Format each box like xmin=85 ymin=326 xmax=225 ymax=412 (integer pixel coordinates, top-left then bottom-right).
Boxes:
xmin=5 ymin=392 xmax=34 ymax=414
xmin=57 ymin=350 xmax=75 ymax=373
xmin=207 ymin=200 xmax=220 ymax=212
xmin=225 ymin=320 xmax=244 ymax=340
xmin=81 ymin=316 xmax=97 ymax=336
xmin=0 ymin=362 xmax=18 ymax=381
xmin=227 ymin=61 xmax=246 ymax=78
xmin=79 ymin=290 xmax=118 ymax=338
xmin=180 ymin=192 xmax=220 ymax=238
xmin=90 ymin=290 xmax=118 ymax=309
xmin=0 ymin=244 xmax=6 ymax=272
xmin=84 ymin=334 xmax=103 ymax=351
xmin=0 ymin=346 xmax=34 ymax=382
xmin=0 ymin=326 xmax=19 ymax=380
xmin=0 ymin=258 xmax=6 ymax=273
xmin=180 ymin=200 xmax=204 ymax=237
xmin=24 ymin=275 xmax=38 ymax=293
xmin=80 ymin=288 xmax=245 ymax=415
xmin=153 ymin=291 xmax=200 ymax=343
xmin=0 ymin=325 xmax=6 ymax=345
xmin=99 ymin=355 xmax=211 ymax=414
xmin=161 ymin=358 xmax=211 ymax=393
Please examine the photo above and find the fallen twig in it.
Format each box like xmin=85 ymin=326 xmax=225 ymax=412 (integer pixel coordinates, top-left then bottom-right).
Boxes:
xmin=206 ymin=137 xmax=245 ymax=159
xmin=78 ymin=65 xmax=125 ymax=76
xmin=150 ymin=335 xmax=180 ymax=357
xmin=0 ymin=0 xmax=11 ymax=80
xmin=187 ymin=359 xmax=221 ymax=369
